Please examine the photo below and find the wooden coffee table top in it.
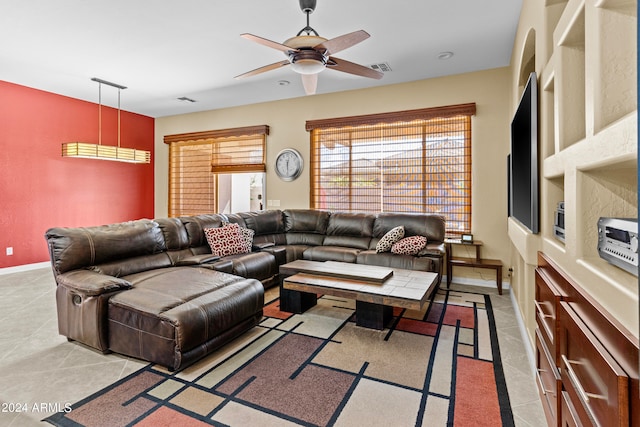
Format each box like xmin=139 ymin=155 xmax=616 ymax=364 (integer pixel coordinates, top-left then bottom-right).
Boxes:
xmin=281 ymin=261 xmax=438 ymax=311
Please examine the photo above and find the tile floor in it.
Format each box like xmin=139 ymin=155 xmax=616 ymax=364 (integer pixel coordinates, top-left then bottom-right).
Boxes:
xmin=0 ymin=268 xmax=546 ymax=426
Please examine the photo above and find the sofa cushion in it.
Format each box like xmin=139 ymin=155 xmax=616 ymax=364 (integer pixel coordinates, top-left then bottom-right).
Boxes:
xmin=374 ymin=212 xmax=446 ymax=242
xmin=375 ymin=225 xmax=405 ymax=253
xmin=391 ymin=236 xmax=428 ymax=255
xmin=302 ymin=246 xmax=361 ymax=263
xmin=323 ymin=235 xmax=371 ymax=250
xmin=239 ymin=210 xmax=285 ymax=235
xmin=357 ymin=250 xmax=434 ymax=271
xmin=324 ymin=212 xmax=374 ymax=250
xmin=45 ymin=219 xmax=166 ymax=275
xmin=155 ymin=217 xmax=190 ymax=251
xmin=286 ymin=232 xmax=325 ymax=246
xmin=181 ymin=214 xmax=227 ymax=248
xmin=204 ymin=224 xmax=253 ymax=257
xmin=284 ymin=209 xmax=330 ymax=233
xmin=239 ymin=210 xmax=288 ymax=247
xmin=326 ymin=212 xmax=375 ymax=237
xmin=223 ymin=213 xmax=247 ymax=228
xmin=222 ymin=251 xmax=278 ymax=281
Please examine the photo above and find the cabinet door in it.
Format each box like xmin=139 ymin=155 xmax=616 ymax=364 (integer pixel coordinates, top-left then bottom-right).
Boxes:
xmin=558 ymin=302 xmax=629 ymax=427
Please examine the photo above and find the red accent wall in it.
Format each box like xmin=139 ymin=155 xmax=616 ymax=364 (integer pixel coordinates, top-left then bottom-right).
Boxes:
xmin=0 ymin=80 xmax=154 ymax=268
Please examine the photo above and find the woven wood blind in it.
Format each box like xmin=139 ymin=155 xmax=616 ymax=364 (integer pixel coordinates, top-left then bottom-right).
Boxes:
xmin=307 ymin=104 xmax=475 ymax=235
xmin=165 ymin=125 xmax=268 ymax=217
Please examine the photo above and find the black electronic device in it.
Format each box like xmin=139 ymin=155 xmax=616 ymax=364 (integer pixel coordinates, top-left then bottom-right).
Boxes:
xmin=553 ymin=201 xmax=565 ymax=242
xmin=597 ymin=217 xmax=638 ymax=276
xmin=509 ymin=71 xmax=539 ymax=234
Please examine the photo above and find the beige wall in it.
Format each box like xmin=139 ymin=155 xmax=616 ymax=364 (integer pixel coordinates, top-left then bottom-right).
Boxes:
xmin=508 ymin=0 xmax=638 ymax=342
xmin=155 ymin=67 xmax=514 ymax=281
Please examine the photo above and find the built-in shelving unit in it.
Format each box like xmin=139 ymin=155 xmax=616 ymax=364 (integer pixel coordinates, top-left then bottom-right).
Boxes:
xmin=510 ymin=0 xmax=637 ymax=388
xmin=511 ymin=0 xmax=638 ymax=336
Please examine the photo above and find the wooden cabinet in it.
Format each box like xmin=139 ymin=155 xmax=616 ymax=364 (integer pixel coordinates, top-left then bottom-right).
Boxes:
xmin=536 ymin=328 xmax=561 ymax=424
xmin=559 ymin=302 xmax=629 ymax=426
xmin=535 ymin=252 xmax=639 ymax=427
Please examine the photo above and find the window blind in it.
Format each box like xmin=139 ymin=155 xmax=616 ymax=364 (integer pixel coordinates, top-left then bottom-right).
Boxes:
xmin=307 ymin=104 xmax=474 ymax=236
xmin=164 ymin=125 xmax=268 ymax=217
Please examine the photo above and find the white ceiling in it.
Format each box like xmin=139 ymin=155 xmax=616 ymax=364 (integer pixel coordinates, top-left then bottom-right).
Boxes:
xmin=0 ymin=0 xmax=522 ymax=118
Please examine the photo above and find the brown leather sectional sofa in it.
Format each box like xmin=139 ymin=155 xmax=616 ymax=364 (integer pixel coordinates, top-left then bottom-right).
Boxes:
xmin=45 ymin=209 xmax=445 ymax=371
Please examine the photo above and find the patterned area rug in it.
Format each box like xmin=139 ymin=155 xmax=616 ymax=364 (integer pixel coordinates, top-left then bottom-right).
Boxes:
xmin=45 ymin=287 xmax=514 ymax=427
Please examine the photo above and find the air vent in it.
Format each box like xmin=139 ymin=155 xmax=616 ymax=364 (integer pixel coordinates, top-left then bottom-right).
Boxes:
xmin=369 ymin=62 xmax=392 ymax=73
xmin=177 ymin=96 xmax=197 ymax=103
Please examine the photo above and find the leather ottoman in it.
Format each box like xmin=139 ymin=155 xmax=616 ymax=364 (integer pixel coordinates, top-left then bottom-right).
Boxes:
xmin=107 ymin=267 xmax=264 ymax=371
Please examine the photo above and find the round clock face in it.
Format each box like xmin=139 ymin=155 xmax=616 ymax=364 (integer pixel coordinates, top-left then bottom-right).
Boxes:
xmin=275 ymin=149 xmax=303 ymax=181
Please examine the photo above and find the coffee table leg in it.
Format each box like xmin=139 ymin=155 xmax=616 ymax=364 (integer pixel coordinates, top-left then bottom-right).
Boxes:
xmin=355 ymin=301 xmax=393 ymax=330
xmin=280 ymin=287 xmax=317 ymax=314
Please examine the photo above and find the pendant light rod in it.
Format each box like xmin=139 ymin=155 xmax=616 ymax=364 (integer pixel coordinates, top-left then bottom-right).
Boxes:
xmin=90 ymin=77 xmax=127 ymax=90
xmin=98 ymin=80 xmax=102 ymax=146
xmin=117 ymin=88 xmax=121 ymax=148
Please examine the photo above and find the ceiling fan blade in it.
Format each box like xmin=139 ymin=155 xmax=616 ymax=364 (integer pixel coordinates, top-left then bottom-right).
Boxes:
xmin=235 ymin=60 xmax=290 ymax=79
xmin=301 ymin=74 xmax=318 ymax=95
xmin=314 ymin=30 xmax=370 ymax=56
xmin=240 ymin=33 xmax=295 ymax=53
xmin=327 ymin=57 xmax=384 ymax=79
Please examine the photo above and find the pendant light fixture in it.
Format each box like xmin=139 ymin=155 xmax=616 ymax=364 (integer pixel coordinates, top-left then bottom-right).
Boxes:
xmin=62 ymin=78 xmax=151 ymax=164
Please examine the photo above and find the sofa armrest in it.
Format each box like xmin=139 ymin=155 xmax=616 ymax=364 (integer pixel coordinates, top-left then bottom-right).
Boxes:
xmin=419 ymin=242 xmax=446 ymax=258
xmin=263 ymin=246 xmax=287 ymax=265
xmin=56 ymin=270 xmax=132 ymax=296
xmin=252 ymin=242 xmax=275 ymax=250
xmin=175 ymin=254 xmax=221 ymax=266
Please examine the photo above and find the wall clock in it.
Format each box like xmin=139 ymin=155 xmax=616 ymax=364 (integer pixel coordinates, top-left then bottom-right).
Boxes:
xmin=274 ymin=148 xmax=303 ymax=181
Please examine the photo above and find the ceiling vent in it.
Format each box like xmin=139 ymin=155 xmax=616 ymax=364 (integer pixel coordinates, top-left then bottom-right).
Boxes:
xmin=177 ymin=96 xmax=197 ymax=103
xmin=369 ymin=62 xmax=392 ymax=73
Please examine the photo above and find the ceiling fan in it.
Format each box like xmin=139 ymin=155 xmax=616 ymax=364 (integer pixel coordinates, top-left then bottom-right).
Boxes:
xmin=235 ymin=0 xmax=383 ymax=95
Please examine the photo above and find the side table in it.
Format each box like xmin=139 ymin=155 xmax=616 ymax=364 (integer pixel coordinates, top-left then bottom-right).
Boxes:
xmin=445 ymin=239 xmax=503 ymax=294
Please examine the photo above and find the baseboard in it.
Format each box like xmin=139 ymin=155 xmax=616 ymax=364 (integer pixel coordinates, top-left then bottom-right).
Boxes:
xmin=0 ymin=261 xmax=50 ymax=275
xmin=509 ymin=285 xmax=537 ymax=375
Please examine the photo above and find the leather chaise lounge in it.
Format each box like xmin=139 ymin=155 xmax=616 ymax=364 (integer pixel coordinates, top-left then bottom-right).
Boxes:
xmin=46 ymin=219 xmax=264 ymax=371
xmin=45 ymin=209 xmax=445 ymax=371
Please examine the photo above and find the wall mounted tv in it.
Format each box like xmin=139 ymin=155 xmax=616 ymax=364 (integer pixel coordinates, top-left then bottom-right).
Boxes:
xmin=509 ymin=71 xmax=539 ymax=234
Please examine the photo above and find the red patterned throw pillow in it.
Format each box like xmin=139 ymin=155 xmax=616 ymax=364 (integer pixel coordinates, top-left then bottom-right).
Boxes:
xmin=204 ymin=223 xmax=254 ymax=257
xmin=391 ymin=235 xmax=427 ymax=255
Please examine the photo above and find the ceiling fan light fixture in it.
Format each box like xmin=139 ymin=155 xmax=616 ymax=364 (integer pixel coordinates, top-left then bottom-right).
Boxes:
xmin=291 ymin=58 xmax=326 ymax=75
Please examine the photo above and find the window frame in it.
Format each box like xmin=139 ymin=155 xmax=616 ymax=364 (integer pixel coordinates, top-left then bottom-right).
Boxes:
xmin=306 ymin=104 xmax=475 ymax=236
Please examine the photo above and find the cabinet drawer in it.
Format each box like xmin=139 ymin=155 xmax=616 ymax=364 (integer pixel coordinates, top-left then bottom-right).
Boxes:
xmin=561 ymin=391 xmax=588 ymax=427
xmin=558 ymin=302 xmax=629 ymax=427
xmin=535 ymin=268 xmax=565 ymax=363
xmin=536 ymin=328 xmax=561 ymax=426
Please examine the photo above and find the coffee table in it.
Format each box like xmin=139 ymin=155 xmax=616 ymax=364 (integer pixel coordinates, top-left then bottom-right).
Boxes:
xmin=279 ymin=260 xmax=438 ymax=329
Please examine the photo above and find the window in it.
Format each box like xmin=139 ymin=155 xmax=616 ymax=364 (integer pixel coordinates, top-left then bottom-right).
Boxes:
xmin=307 ymin=104 xmax=475 ymax=236
xmin=165 ymin=125 xmax=268 ymax=217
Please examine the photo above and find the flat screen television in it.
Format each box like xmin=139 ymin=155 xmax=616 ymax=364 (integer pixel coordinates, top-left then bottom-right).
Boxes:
xmin=509 ymin=71 xmax=539 ymax=234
